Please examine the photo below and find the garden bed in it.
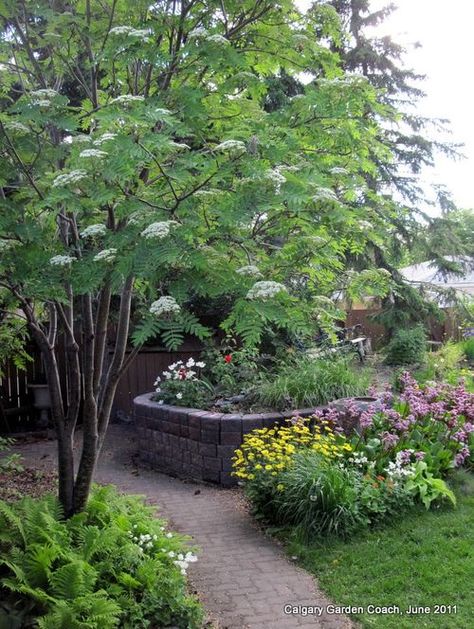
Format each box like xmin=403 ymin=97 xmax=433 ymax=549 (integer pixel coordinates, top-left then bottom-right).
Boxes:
xmin=133 ymin=394 xmax=376 ymax=486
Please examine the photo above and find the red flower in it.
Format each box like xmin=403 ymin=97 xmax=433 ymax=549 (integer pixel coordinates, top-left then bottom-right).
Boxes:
xmin=224 ymin=354 xmax=232 ymax=363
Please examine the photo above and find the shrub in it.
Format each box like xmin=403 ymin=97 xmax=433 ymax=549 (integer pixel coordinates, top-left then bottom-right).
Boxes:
xmin=0 ymin=486 xmax=203 ymax=629
xmin=463 ymin=337 xmax=474 ymax=361
xmin=249 ymin=355 xmax=370 ymax=411
xmin=384 ymin=325 xmax=426 ymax=365
xmin=414 ymin=341 xmax=470 ymax=387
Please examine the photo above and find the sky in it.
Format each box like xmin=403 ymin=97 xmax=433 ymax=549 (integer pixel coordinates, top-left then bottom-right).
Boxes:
xmin=297 ymin=0 xmax=474 ymax=211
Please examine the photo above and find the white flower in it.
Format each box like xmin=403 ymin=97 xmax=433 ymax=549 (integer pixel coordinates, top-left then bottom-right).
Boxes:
xmin=154 ymin=376 xmax=161 ymax=385
xmin=79 ymin=149 xmax=108 ymax=159
xmin=80 ymin=224 xmax=107 ymax=239
xmin=176 ymin=393 xmax=183 ymax=400
xmin=5 ymin=121 xmax=29 ymax=133
xmin=158 ymin=400 xmax=164 ymax=405
xmin=195 ymin=361 xmax=205 ymax=369
xmin=236 ymin=265 xmax=263 ymax=278
xmin=155 ymin=387 xmax=161 ymax=393
xmin=330 ymin=167 xmax=348 ymax=176
xmin=206 ymin=34 xmax=229 ymax=45
xmin=169 ymin=141 xmax=190 ymax=151
xmin=150 ymin=296 xmax=181 ymax=317
xmin=247 ymin=281 xmax=287 ymax=300
xmin=93 ymin=132 xmax=117 ymax=146
xmin=50 ymin=254 xmax=75 ymax=267
xmin=109 ymin=25 xmax=151 ymax=41
xmin=265 ymin=168 xmax=286 ymax=188
xmin=93 ymin=248 xmax=117 ymax=262
xmin=166 ymin=532 xmax=173 ymax=538
xmin=187 ymin=26 xmax=208 ymax=40
xmin=214 ymin=140 xmax=246 ymax=153
xmin=31 ymin=99 xmax=51 ymax=107
xmin=109 ymin=25 xmax=133 ymax=35
xmin=312 ymin=188 xmax=338 ymax=202
xmin=30 ymin=88 xmax=59 ymax=99
xmin=110 ymin=94 xmax=145 ymax=105
xmin=68 ymin=135 xmax=91 ymax=144
xmin=186 ymin=358 xmax=195 ymax=368
xmin=52 ymin=170 xmax=88 ymax=188
xmin=141 ymin=221 xmax=177 ymax=240
xmin=163 ymin=371 xmax=172 ymax=379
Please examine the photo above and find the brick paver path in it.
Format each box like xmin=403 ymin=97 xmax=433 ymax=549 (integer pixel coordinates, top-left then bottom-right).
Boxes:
xmin=14 ymin=425 xmax=353 ymax=629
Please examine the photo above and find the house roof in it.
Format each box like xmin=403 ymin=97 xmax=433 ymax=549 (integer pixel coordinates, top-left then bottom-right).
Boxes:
xmin=400 ymin=257 xmax=474 ymax=291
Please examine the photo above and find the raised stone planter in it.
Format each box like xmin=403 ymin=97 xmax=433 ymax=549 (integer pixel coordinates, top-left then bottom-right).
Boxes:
xmin=134 ymin=393 xmax=380 ymax=486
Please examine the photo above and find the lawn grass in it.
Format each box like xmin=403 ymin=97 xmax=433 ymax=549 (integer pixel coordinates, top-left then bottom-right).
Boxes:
xmin=284 ymin=470 xmax=474 ymax=629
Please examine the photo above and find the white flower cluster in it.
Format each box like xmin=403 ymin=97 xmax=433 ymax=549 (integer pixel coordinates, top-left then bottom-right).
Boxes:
xmin=236 ymin=265 xmax=263 ymax=278
xmin=141 ymin=220 xmax=176 ymax=240
xmin=5 ymin=121 xmax=29 ymax=133
xmin=347 ymin=452 xmax=370 ymax=468
xmin=31 ymin=99 xmax=51 ymax=108
xmin=109 ymin=25 xmax=151 ymax=41
xmin=155 ymin=358 xmax=205 ymax=385
xmin=80 ymin=223 xmax=107 ymax=239
xmin=246 ymin=281 xmax=287 ymax=300
xmin=129 ymin=531 xmax=159 ymax=551
xmin=384 ymin=453 xmax=416 ymax=481
xmin=187 ymin=26 xmax=208 ymax=40
xmin=93 ymin=248 xmax=117 ymax=262
xmin=65 ymin=135 xmax=91 ymax=144
xmin=79 ymin=148 xmax=108 ymax=159
xmin=330 ymin=167 xmax=348 ymax=176
xmin=52 ymin=169 xmax=88 ymax=188
xmin=206 ymin=34 xmax=229 ymax=45
xmin=50 ymin=254 xmax=75 ymax=267
xmin=265 ymin=167 xmax=286 ymax=192
xmin=214 ymin=140 xmax=246 ymax=153
xmin=110 ymin=94 xmax=144 ymax=105
xmin=149 ymin=296 xmax=181 ymax=317
xmin=169 ymin=141 xmax=190 ymax=151
xmin=93 ymin=132 xmax=117 ymax=146
xmin=173 ymin=551 xmax=198 ymax=576
xmin=312 ymin=188 xmax=338 ymax=202
xmin=30 ymin=88 xmax=59 ymax=99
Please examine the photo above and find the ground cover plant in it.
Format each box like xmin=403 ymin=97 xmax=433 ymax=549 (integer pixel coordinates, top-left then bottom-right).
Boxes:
xmin=0 ymin=485 xmax=203 ymax=629
xmin=285 ymin=470 xmax=474 ymax=628
xmin=233 ymin=372 xmax=474 ymax=538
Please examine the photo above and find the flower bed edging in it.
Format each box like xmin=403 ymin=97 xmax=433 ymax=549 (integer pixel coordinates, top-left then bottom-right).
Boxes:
xmin=133 ymin=394 xmax=380 ymax=486
xmin=133 ymin=394 xmax=332 ymax=486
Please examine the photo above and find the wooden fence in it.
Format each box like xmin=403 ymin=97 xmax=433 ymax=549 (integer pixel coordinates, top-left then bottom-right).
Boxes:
xmin=1 ymin=340 xmax=203 ymax=433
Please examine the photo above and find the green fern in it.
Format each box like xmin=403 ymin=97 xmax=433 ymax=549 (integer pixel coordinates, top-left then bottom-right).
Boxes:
xmin=50 ymin=561 xmax=97 ymax=601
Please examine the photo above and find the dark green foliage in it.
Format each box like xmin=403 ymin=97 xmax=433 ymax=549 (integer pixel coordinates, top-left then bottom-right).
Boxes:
xmin=463 ymin=337 xmax=474 ymax=361
xmin=0 ymin=486 xmax=203 ymax=629
xmin=384 ymin=325 xmax=426 ymax=365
